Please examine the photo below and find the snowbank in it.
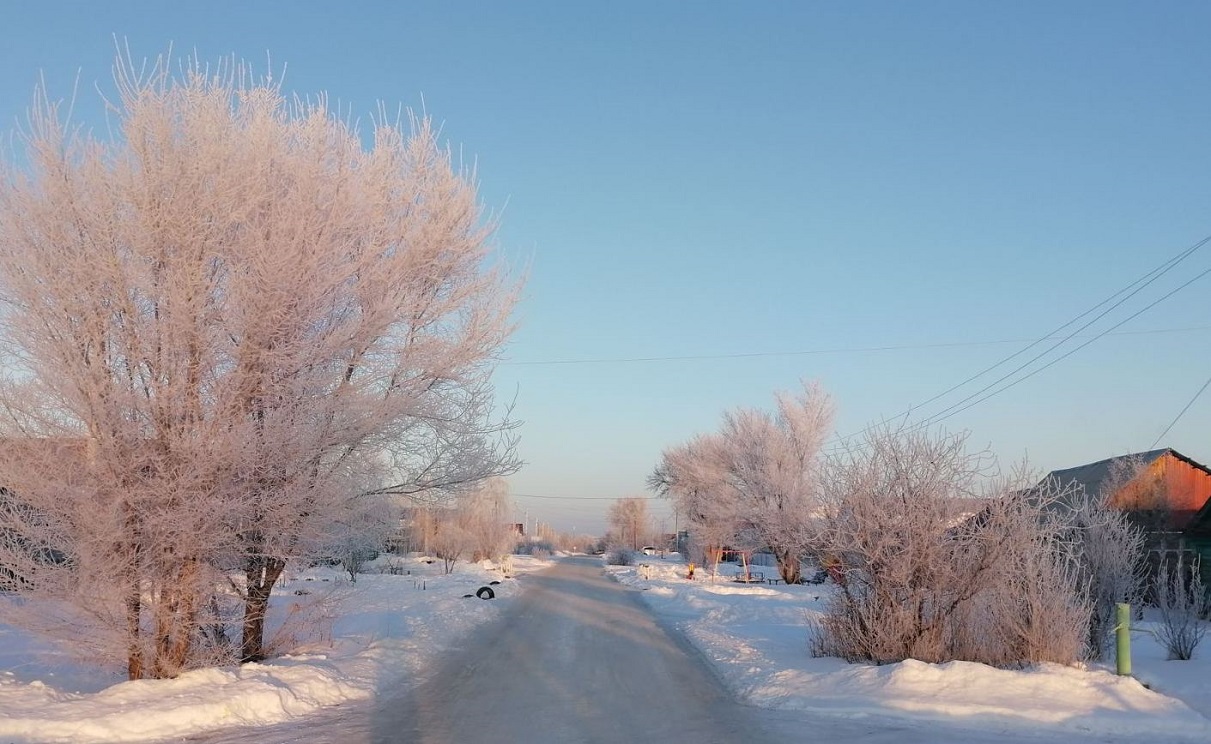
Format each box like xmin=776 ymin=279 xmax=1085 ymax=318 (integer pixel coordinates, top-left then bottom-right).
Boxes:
xmin=609 ymin=556 xmax=1211 ymax=742
xmin=0 ymin=554 xmax=554 ymax=743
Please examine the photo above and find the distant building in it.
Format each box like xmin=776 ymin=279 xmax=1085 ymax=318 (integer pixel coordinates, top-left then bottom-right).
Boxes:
xmin=1040 ymin=449 xmax=1211 ymax=534
xmin=1039 ymin=448 xmax=1211 ymax=589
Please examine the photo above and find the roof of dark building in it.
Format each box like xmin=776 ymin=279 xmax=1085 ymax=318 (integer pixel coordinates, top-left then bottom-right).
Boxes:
xmin=1039 ymin=448 xmax=1211 ymax=533
xmin=1036 ymin=448 xmax=1175 ymax=499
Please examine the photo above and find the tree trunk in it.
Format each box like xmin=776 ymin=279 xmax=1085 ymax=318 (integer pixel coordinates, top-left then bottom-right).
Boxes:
xmin=774 ymin=547 xmax=802 ymax=585
xmin=124 ymin=503 xmax=144 ymax=680
xmin=150 ymin=559 xmax=202 ymax=677
xmin=126 ymin=580 xmax=143 ymax=680
xmin=241 ymin=555 xmax=286 ymax=662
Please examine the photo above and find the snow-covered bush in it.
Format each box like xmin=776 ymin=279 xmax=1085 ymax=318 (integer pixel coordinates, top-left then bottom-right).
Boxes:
xmin=1065 ymin=490 xmax=1145 ymax=660
xmin=1154 ymin=557 xmax=1209 ymax=660
xmin=812 ymin=426 xmax=1094 ymax=667
xmin=516 ymin=539 xmax=555 ymax=555
xmin=605 ymin=548 xmax=635 ymax=566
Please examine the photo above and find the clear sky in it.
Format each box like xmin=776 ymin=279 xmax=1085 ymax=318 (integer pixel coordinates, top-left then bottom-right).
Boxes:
xmin=3 ymin=2 xmax=1211 ymax=534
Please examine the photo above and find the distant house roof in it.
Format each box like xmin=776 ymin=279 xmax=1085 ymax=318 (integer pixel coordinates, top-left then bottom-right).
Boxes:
xmin=1037 ymin=448 xmax=1175 ymax=499
xmin=1039 ymin=448 xmax=1211 ymax=533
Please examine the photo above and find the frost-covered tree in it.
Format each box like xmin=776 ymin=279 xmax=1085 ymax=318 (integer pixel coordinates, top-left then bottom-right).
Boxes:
xmin=318 ymin=493 xmax=396 ymax=583
xmin=716 ymin=383 xmax=833 ymax=584
xmin=426 ymin=478 xmax=514 ymax=573
xmin=458 ymin=477 xmax=515 ymax=563
xmin=431 ymin=513 xmax=472 ymax=575
xmin=607 ymin=497 xmax=652 ymax=551
xmin=650 ymin=382 xmax=833 ymax=584
xmin=0 ymin=52 xmax=517 ymax=677
xmin=650 ymin=433 xmax=743 ymax=571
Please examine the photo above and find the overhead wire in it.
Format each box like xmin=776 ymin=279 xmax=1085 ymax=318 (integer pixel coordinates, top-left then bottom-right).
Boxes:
xmin=499 ymin=325 xmax=1211 ymax=367
xmin=1150 ymin=373 xmax=1211 ymax=449
xmin=507 ymin=235 xmax=1211 ymax=503
xmin=912 ymin=263 xmax=1211 ymax=432
xmin=827 ymin=233 xmax=1211 ymax=449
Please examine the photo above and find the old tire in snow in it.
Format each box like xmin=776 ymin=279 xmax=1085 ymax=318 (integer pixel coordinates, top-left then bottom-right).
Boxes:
xmin=476 ymin=586 xmax=496 ymax=600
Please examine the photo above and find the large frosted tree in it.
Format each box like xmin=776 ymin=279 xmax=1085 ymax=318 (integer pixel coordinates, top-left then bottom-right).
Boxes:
xmin=0 ymin=53 xmax=517 ymax=678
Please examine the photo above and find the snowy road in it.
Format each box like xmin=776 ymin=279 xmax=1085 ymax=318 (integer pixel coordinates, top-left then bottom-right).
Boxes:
xmin=372 ymin=555 xmax=786 ymax=743
xmin=191 ymin=558 xmax=1139 ymax=744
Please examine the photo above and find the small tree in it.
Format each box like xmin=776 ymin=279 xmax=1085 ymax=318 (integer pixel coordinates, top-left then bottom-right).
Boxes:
xmin=459 ymin=478 xmax=514 ymax=563
xmin=608 ymin=497 xmax=652 ymax=551
xmin=317 ymin=495 xmax=395 ymax=583
xmin=650 ymin=381 xmax=833 ymax=584
xmin=431 ymin=512 xmax=471 ymax=575
xmin=408 ymin=506 xmax=441 ymax=557
xmin=426 ymin=481 xmax=513 ymax=573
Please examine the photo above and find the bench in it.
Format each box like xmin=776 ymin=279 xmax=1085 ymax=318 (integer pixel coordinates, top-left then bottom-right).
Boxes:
xmin=733 ymin=570 xmax=764 ymax=583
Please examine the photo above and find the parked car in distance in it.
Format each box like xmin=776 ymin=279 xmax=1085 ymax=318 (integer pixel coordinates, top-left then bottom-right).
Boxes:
xmin=641 ymin=546 xmax=658 ymax=556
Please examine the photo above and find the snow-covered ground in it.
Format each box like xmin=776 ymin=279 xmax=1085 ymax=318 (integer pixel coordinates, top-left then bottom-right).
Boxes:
xmin=5 ymin=552 xmax=1210 ymax=743
xmin=0 ymin=553 xmax=554 ymax=743
xmin=607 ymin=556 xmax=1211 ymax=742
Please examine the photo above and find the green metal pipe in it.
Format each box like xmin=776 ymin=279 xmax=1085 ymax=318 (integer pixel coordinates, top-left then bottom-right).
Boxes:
xmin=1115 ymin=603 xmax=1131 ymax=676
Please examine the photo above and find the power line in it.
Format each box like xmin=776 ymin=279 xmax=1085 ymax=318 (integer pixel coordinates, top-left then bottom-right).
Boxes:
xmin=828 ymin=233 xmax=1211 ymax=449
xmin=903 ymin=238 xmax=1209 ymax=427
xmin=500 ymin=325 xmax=1211 ymax=367
xmin=913 ymin=263 xmax=1211 ymax=432
xmin=1150 ymin=373 xmax=1211 ymax=449
xmin=911 ymin=236 xmax=1210 ymax=415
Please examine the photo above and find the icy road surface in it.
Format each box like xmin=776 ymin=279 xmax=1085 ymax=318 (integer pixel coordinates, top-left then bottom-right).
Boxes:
xmin=371 ymin=555 xmax=780 ymax=743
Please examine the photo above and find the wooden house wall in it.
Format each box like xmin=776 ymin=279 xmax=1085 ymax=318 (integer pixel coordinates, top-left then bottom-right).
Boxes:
xmin=1157 ymin=455 xmax=1211 ymax=530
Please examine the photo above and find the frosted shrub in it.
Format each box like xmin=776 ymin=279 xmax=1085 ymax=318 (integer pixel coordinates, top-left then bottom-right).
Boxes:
xmin=1154 ymin=557 xmax=1209 ymax=661
xmin=605 ymin=548 xmax=635 ymax=566
xmin=1065 ymin=492 xmax=1145 ymax=660
xmin=812 ymin=426 xmax=1095 ymax=667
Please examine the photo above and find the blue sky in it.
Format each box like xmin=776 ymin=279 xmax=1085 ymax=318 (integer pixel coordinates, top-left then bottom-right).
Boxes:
xmin=3 ymin=2 xmax=1211 ymax=533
